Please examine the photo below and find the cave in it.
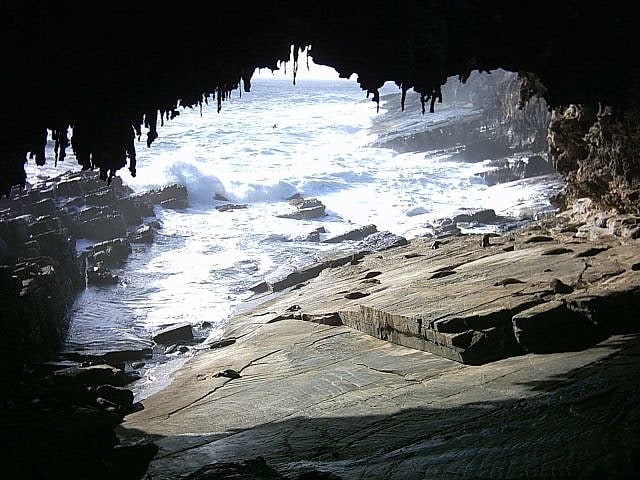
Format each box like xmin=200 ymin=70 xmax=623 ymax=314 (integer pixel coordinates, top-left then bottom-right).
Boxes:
xmin=1 ymin=2 xmax=640 ymax=479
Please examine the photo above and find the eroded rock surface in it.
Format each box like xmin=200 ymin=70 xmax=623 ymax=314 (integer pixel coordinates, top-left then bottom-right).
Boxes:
xmin=122 ymin=210 xmax=640 ymax=479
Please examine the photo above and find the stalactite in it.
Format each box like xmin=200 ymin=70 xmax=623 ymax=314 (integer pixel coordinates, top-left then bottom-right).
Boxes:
xmin=52 ymin=127 xmax=69 ymax=167
xmin=146 ymin=111 xmax=158 ymax=148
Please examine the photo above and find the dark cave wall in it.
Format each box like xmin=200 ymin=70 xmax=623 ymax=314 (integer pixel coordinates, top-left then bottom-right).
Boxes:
xmin=1 ymin=1 xmax=639 ymax=211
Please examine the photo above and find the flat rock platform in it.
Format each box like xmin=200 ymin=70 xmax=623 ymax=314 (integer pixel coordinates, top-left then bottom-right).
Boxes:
xmin=121 ymin=211 xmax=640 ymax=479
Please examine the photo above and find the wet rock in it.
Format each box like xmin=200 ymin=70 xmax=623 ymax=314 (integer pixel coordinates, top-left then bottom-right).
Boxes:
xmin=164 ymin=344 xmax=178 ymax=354
xmin=153 ymin=322 xmax=194 ymax=345
xmin=85 ymin=188 xmax=116 ymax=207
xmin=87 ymin=264 xmax=119 ymax=285
xmin=160 ymin=197 xmax=188 ymax=209
xmin=249 ymin=281 xmax=271 ymax=294
xmin=128 ymin=224 xmax=154 ymax=243
xmin=55 ymin=178 xmax=84 ymax=197
xmin=24 ymin=198 xmax=56 ymax=217
xmin=476 ymin=155 xmax=555 ymax=186
xmin=300 ymin=226 xmax=326 ymax=242
xmin=90 ymin=238 xmax=131 ymax=267
xmin=277 ymin=198 xmax=326 ymax=220
xmin=75 ymin=213 xmax=128 ymax=241
xmin=214 ymin=192 xmax=229 ymax=201
xmin=323 ymin=224 xmax=377 ymax=243
xmin=135 ymin=184 xmax=188 ymax=209
xmin=28 ymin=215 xmax=63 ymax=236
xmin=356 ymin=231 xmax=408 ymax=252
xmin=453 ymin=209 xmax=497 ymax=224
xmin=216 ymin=203 xmax=248 ymax=212
xmin=115 ymin=197 xmax=145 ymax=226
xmin=131 ymin=361 xmax=146 ymax=369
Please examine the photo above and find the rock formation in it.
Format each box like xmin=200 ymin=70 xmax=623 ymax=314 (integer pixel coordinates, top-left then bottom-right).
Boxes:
xmin=1 ymin=2 xmax=639 ymax=212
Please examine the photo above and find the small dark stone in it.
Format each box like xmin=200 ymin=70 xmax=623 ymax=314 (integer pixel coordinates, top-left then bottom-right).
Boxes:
xmin=363 ymin=271 xmax=382 ymax=279
xmin=480 ymin=233 xmax=490 ymax=247
xmin=208 ymin=338 xmax=236 ymax=349
xmin=178 ymin=346 xmax=189 ymax=353
xmin=429 ymin=270 xmax=456 ymax=279
xmin=575 ymin=247 xmax=609 ymax=258
xmin=344 ymin=291 xmax=370 ymax=299
xmin=502 ymin=245 xmax=515 ymax=252
xmin=550 ymin=278 xmax=574 ymax=294
xmin=216 ymin=203 xmax=248 ymax=212
xmin=494 ymin=278 xmax=525 ymax=286
xmin=214 ymin=369 xmax=241 ymax=379
xmin=286 ymin=304 xmax=302 ymax=312
xmin=431 ymin=241 xmax=441 ymax=249
xmin=524 ymin=235 xmax=554 ymax=243
xmin=541 ymin=247 xmax=574 ymax=256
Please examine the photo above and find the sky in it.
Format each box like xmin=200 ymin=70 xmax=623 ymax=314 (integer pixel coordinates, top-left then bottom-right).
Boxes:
xmin=252 ymin=47 xmax=356 ymax=81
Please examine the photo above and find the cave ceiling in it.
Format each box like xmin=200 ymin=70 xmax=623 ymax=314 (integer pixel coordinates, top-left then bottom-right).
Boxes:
xmin=1 ymin=1 xmax=639 ymax=196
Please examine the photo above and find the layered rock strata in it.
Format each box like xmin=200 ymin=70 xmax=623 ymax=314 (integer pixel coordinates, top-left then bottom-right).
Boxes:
xmin=0 ymin=171 xmax=188 ymax=367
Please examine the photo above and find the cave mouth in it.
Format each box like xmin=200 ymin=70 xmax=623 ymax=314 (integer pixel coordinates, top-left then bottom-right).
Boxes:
xmin=12 ymin=69 xmax=557 ymax=399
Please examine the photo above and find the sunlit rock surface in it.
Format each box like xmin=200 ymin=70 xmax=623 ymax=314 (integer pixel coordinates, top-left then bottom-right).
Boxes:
xmin=122 ymin=210 xmax=640 ymax=479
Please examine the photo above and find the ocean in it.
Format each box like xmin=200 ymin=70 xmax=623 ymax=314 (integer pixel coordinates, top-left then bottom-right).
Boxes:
xmin=26 ymin=77 xmax=564 ymax=399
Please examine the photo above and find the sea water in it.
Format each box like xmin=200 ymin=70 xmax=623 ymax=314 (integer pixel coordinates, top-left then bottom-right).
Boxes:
xmin=26 ymin=78 xmax=563 ymax=399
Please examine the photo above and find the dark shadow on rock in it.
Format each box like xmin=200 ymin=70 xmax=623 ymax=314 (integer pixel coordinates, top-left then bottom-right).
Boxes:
xmin=119 ymin=335 xmax=640 ymax=479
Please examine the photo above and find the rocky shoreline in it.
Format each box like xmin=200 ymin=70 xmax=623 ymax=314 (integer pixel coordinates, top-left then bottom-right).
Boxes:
xmin=121 ymin=201 xmax=640 ymax=479
xmin=3 ymin=170 xmax=640 ymax=478
xmin=0 ymin=171 xmax=188 ymax=478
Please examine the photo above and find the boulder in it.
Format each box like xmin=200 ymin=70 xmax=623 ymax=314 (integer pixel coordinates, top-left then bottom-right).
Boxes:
xmin=153 ymin=322 xmax=194 ymax=345
xmin=277 ymin=198 xmax=326 ymax=220
xmin=453 ymin=209 xmax=497 ymax=224
xmin=323 ymin=224 xmax=377 ymax=243
xmin=356 ymin=231 xmax=408 ymax=252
